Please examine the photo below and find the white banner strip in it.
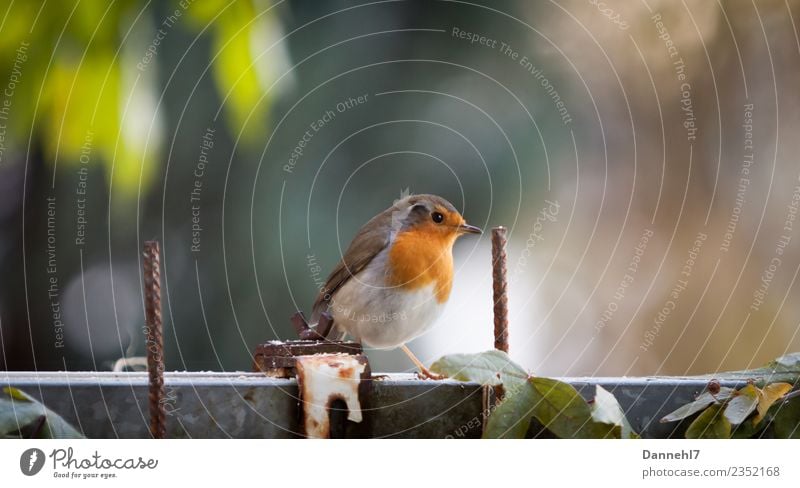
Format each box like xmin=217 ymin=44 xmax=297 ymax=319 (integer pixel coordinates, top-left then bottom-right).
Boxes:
xmin=1 ymin=439 xmax=796 ymax=486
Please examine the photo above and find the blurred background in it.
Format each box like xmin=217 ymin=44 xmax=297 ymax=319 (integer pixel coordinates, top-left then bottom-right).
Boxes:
xmin=1 ymin=0 xmax=799 ymax=377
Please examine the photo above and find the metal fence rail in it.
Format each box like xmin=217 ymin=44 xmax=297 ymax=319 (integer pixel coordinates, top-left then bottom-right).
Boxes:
xmin=2 ymin=372 xmax=744 ymax=438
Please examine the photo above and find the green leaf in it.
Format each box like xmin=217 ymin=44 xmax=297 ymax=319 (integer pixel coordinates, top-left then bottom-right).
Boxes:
xmin=754 ymin=383 xmax=793 ymax=424
xmin=39 ymin=414 xmax=85 ymax=439
xmin=483 ymin=379 xmax=638 ymax=439
xmin=591 ymin=385 xmax=639 ymax=439
xmin=430 ymin=350 xmax=529 ymax=390
xmin=660 ymin=387 xmax=736 ymax=423
xmin=685 ymin=404 xmax=731 ymax=439
xmin=730 ymin=418 xmax=762 ymax=439
xmin=0 ymin=391 xmax=44 ymax=435
xmin=772 ymin=353 xmax=800 ymax=371
xmin=1 ymin=388 xmax=84 ymax=439
xmin=483 ymin=382 xmax=538 ymax=439
xmin=700 ymin=352 xmax=800 ymax=385
xmin=724 ymin=384 xmax=760 ymax=425
xmin=528 ymin=377 xmax=616 ymax=439
xmin=3 ymin=387 xmax=31 ymax=402
xmin=771 ymin=397 xmax=800 ymax=439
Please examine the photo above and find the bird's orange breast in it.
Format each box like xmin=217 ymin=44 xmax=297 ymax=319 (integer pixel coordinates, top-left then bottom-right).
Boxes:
xmin=386 ymin=227 xmax=455 ymax=303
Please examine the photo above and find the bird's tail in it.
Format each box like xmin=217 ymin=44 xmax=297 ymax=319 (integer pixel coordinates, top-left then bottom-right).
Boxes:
xmin=310 ymin=292 xmax=345 ymax=341
xmin=324 ymin=323 xmax=346 ymax=341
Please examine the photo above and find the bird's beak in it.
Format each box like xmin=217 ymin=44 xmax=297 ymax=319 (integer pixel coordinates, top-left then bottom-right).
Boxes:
xmin=458 ymin=223 xmax=483 ymax=235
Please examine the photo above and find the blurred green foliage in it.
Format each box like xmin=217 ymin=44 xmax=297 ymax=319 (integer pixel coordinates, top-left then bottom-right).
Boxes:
xmin=0 ymin=0 xmax=270 ymax=194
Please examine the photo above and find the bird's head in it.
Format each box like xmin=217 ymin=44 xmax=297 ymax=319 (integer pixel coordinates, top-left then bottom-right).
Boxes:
xmin=392 ymin=194 xmax=482 ymax=244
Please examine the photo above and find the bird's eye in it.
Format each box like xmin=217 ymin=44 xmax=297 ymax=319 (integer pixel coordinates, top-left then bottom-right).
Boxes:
xmin=431 ymin=212 xmax=444 ymax=224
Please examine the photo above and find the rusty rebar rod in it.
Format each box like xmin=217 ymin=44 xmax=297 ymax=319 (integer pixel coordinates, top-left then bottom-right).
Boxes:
xmin=143 ymin=240 xmax=166 ymax=439
xmin=491 ymin=227 xmax=509 ymax=353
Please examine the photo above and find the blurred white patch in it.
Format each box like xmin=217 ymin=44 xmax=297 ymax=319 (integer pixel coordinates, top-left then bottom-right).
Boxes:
xmin=62 ymin=264 xmax=140 ymax=358
xmin=121 ymin=15 xmax=163 ymax=165
xmin=412 ymin=239 xmax=547 ymax=372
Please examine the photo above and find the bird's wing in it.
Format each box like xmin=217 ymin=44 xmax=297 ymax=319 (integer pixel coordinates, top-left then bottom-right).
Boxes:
xmin=310 ymin=206 xmax=394 ymax=325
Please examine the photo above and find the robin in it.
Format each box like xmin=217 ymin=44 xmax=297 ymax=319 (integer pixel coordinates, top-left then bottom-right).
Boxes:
xmin=311 ymin=194 xmax=481 ymax=379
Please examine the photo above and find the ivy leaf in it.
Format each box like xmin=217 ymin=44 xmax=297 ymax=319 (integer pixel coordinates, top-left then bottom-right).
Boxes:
xmin=686 ymin=404 xmax=731 ymax=439
xmin=703 ymin=352 xmax=800 ymax=385
xmin=430 ymin=350 xmax=529 ymax=390
xmin=482 ymin=379 xmax=639 ymax=439
xmin=1 ymin=387 xmax=84 ymax=439
xmin=3 ymin=387 xmax=30 ymax=402
xmin=730 ymin=418 xmax=761 ymax=439
xmin=724 ymin=384 xmax=760 ymax=425
xmin=754 ymin=383 xmax=793 ymax=425
xmin=770 ymin=397 xmax=800 ymax=438
xmin=660 ymin=387 xmax=736 ymax=423
xmin=1 ymin=388 xmax=43 ymax=436
xmin=483 ymin=382 xmax=538 ymax=439
xmin=772 ymin=353 xmax=800 ymax=371
xmin=39 ymin=413 xmax=85 ymax=439
xmin=528 ymin=377 xmax=617 ymax=439
xmin=591 ymin=385 xmax=639 ymax=439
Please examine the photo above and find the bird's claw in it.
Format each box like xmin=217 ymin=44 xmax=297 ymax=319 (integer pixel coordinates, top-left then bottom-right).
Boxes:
xmin=416 ymin=367 xmax=446 ymax=380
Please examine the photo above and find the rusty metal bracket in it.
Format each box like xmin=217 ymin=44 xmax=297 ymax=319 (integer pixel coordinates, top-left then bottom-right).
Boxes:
xmin=251 ymin=311 xmax=373 ymax=437
xmin=252 ymin=341 xmax=363 ymax=377
xmin=295 ymin=354 xmax=371 ymax=438
xmin=252 ymin=311 xmax=362 ymax=377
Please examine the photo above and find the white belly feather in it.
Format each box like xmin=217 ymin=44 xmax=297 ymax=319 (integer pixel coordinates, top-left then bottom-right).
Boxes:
xmin=329 ymin=249 xmax=445 ymax=349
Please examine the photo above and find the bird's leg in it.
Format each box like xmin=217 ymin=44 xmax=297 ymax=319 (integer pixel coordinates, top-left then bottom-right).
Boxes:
xmin=400 ymin=344 xmax=445 ymax=380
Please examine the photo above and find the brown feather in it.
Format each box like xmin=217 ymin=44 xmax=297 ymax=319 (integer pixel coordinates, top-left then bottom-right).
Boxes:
xmin=310 ymin=205 xmax=393 ymax=326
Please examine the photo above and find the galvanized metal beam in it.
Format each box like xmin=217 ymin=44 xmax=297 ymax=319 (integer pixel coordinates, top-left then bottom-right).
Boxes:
xmin=2 ymin=372 xmax=743 ymax=438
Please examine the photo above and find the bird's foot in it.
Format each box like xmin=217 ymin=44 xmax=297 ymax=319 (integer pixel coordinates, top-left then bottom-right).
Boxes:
xmin=400 ymin=344 xmax=446 ymax=380
xmin=416 ymin=366 xmax=446 ymax=380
